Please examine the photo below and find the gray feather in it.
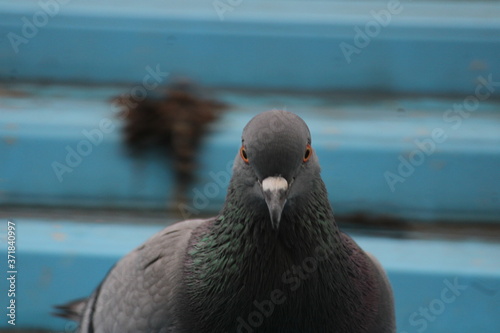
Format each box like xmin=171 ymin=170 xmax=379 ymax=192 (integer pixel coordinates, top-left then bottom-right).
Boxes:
xmin=72 ymin=219 xmax=205 ymax=333
xmin=53 ymin=298 xmax=87 ymax=322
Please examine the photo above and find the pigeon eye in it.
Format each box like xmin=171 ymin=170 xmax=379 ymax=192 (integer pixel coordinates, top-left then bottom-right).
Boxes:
xmin=303 ymin=144 xmax=312 ymax=162
xmin=240 ymin=146 xmax=249 ymax=163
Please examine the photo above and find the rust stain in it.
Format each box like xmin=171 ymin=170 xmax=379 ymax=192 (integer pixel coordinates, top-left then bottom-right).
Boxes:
xmin=415 ymin=128 xmax=430 ymax=136
xmin=3 ymin=136 xmax=17 ymax=145
xmin=0 ymin=88 xmax=30 ymax=97
xmin=52 ymin=232 xmax=67 ymax=242
xmin=469 ymin=60 xmax=488 ymax=71
xmin=430 ymin=160 xmax=446 ymax=170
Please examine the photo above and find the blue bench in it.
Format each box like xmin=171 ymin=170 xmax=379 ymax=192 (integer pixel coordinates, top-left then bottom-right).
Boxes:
xmin=1 ymin=1 xmax=499 ymax=332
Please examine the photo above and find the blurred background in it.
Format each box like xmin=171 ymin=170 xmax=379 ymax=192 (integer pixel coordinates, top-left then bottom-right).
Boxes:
xmin=0 ymin=0 xmax=499 ymax=332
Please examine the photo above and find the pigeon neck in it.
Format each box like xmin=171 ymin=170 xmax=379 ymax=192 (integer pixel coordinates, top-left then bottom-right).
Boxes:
xmin=179 ymin=179 xmax=360 ymax=332
xmin=216 ymin=177 xmax=342 ymax=255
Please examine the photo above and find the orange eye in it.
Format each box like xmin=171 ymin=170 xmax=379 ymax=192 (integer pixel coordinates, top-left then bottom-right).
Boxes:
xmin=303 ymin=144 xmax=312 ymax=162
xmin=240 ymin=146 xmax=249 ymax=163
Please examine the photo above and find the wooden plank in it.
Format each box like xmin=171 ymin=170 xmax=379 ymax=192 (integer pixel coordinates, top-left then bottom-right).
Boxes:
xmin=0 ymin=219 xmax=498 ymax=331
xmin=1 ymin=84 xmax=499 ymax=222
xmin=0 ymin=1 xmax=499 ymax=95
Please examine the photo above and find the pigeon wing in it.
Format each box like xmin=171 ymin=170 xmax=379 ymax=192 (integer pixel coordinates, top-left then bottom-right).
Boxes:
xmin=77 ymin=218 xmax=207 ymax=333
xmin=340 ymin=232 xmax=396 ymax=333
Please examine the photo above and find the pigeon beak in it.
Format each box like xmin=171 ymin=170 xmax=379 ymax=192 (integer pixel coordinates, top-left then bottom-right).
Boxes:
xmin=261 ymin=176 xmax=288 ymax=230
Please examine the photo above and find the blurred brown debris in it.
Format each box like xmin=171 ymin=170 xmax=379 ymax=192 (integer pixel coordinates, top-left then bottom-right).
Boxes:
xmin=115 ymin=80 xmax=228 ymax=207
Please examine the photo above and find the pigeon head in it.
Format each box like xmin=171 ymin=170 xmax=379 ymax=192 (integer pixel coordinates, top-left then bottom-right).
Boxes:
xmin=233 ymin=110 xmax=321 ymax=230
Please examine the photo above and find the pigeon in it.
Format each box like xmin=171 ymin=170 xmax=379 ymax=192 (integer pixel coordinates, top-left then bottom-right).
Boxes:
xmin=55 ymin=110 xmax=395 ymax=333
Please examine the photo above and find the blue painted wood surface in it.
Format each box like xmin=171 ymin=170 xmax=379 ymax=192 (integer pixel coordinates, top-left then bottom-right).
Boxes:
xmin=0 ymin=219 xmax=498 ymax=332
xmin=1 ymin=84 xmax=499 ymax=222
xmin=1 ymin=0 xmax=500 ymax=331
xmin=0 ymin=0 xmax=499 ymax=95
